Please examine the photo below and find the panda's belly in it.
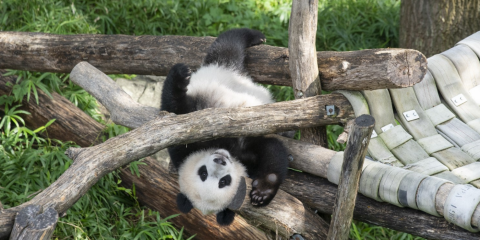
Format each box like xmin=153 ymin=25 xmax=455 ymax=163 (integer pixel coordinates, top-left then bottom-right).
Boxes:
xmin=187 ymin=65 xmax=274 ymax=109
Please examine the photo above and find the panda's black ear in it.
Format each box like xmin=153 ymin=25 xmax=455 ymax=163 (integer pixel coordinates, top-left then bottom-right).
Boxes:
xmin=176 ymin=193 xmax=193 ymax=213
xmin=216 ymin=209 xmax=235 ymax=226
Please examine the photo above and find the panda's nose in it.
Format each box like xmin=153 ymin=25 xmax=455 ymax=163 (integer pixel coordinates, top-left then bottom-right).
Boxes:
xmin=213 ymin=157 xmax=226 ymax=166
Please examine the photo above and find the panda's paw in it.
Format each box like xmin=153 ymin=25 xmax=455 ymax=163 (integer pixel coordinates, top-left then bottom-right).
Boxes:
xmin=246 ymin=29 xmax=266 ymax=47
xmin=250 ymin=173 xmax=279 ymax=207
xmin=169 ymin=63 xmax=191 ymax=91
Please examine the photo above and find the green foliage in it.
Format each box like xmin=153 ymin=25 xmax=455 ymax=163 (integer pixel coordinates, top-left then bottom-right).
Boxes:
xmin=350 ymin=221 xmax=426 ymax=240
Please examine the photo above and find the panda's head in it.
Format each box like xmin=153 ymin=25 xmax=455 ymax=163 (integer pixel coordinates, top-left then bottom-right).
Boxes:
xmin=176 ymin=149 xmax=247 ymax=225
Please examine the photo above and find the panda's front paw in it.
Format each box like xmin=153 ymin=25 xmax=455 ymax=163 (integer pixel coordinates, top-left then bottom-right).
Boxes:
xmin=250 ymin=173 xmax=279 ymax=207
xmin=169 ymin=63 xmax=191 ymax=91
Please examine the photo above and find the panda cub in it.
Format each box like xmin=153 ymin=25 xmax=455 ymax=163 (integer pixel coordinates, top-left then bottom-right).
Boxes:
xmin=161 ymin=28 xmax=289 ymax=226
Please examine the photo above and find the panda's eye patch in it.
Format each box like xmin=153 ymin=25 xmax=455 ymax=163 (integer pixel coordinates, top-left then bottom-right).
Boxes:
xmin=198 ymin=165 xmax=208 ymax=182
xmin=219 ymin=175 xmax=232 ymax=188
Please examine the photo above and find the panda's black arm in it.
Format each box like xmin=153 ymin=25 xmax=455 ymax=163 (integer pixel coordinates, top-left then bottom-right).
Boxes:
xmin=160 ymin=63 xmax=195 ymax=114
xmin=203 ymin=28 xmax=265 ymax=73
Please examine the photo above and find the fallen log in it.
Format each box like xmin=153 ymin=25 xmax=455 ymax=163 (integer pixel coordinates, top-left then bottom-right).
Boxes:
xmin=0 ymin=31 xmax=427 ymax=90
xmin=0 ymin=70 xmax=104 ymax=147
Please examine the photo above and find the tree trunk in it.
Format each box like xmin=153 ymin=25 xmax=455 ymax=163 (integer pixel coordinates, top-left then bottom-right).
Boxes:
xmin=0 ymin=31 xmax=427 ymax=90
xmin=400 ymin=0 xmax=480 ymax=57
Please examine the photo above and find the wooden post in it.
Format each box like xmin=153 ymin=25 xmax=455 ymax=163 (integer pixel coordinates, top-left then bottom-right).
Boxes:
xmin=9 ymin=205 xmax=58 ymax=240
xmin=289 ymin=0 xmax=328 ymax=147
xmin=327 ymin=114 xmax=375 ymax=240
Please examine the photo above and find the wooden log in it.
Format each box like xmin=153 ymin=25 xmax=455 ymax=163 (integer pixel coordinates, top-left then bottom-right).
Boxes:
xmin=288 ymin=0 xmax=327 ymax=147
xmin=327 ymin=115 xmax=375 ymax=240
xmin=69 ymin=62 xmax=161 ymax=129
xmin=0 ymin=70 xmax=104 ymax=147
xmin=0 ymin=31 xmax=427 ymax=90
xmin=69 ymin=61 xmax=354 ymax=129
xmin=282 ymin=171 xmax=480 ymax=240
xmin=232 ymin=178 xmax=329 ymax=239
xmin=9 ymin=205 xmax=58 ymax=240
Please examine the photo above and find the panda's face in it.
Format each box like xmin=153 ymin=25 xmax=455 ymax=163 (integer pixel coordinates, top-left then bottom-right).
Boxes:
xmin=178 ymin=149 xmax=247 ymax=214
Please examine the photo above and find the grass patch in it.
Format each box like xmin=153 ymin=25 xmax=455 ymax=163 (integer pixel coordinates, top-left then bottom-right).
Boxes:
xmin=0 ymin=0 xmax=425 ymax=239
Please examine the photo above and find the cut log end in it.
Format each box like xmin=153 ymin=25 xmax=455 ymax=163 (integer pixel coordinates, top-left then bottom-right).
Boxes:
xmin=10 ymin=205 xmax=58 ymax=240
xmin=389 ymin=49 xmax=428 ymax=88
xmin=355 ymin=114 xmax=375 ymax=128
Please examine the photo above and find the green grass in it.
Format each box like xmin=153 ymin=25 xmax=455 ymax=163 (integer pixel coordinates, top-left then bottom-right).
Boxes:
xmin=0 ymin=0 xmax=425 ymax=239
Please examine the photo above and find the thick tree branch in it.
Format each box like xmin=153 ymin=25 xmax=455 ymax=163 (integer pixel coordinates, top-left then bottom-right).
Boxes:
xmin=69 ymin=62 xmax=354 ymax=129
xmin=0 ymin=31 xmax=426 ymax=90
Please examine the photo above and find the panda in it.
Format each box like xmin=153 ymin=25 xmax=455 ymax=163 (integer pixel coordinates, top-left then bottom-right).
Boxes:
xmin=160 ymin=28 xmax=289 ymax=226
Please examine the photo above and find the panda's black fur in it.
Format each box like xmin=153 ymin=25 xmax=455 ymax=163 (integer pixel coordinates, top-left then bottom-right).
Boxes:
xmin=161 ymin=28 xmax=289 ymax=226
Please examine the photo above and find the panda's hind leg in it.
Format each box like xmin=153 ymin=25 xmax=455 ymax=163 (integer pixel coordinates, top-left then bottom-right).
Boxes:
xmin=247 ymin=137 xmax=289 ymax=206
xmin=203 ymin=28 xmax=266 ymax=73
xmin=160 ymin=63 xmax=193 ymax=114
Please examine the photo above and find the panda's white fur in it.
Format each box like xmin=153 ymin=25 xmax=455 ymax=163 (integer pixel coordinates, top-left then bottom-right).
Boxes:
xmin=187 ymin=64 xmax=274 ymax=109
xmin=178 ymin=149 xmax=247 ymax=214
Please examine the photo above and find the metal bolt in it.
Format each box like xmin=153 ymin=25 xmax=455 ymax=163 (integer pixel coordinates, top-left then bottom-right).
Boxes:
xmin=326 ymin=105 xmax=335 ymax=115
xmin=291 ymin=234 xmax=305 ymax=240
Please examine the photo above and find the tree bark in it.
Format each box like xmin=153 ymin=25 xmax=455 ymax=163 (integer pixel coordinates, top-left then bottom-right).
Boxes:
xmin=0 ymin=31 xmax=427 ymax=90
xmin=288 ymin=0 xmax=328 ymax=147
xmin=400 ymin=0 xmax=480 ymax=57
xmin=327 ymin=115 xmax=374 ymax=240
